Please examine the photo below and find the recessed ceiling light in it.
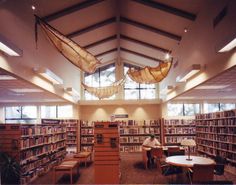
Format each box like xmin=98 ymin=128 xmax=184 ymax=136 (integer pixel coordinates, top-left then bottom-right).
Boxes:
xmin=195 ymin=85 xmax=230 ymax=89
xmin=31 ymin=5 xmax=36 ymax=10
xmin=184 ymin=28 xmax=188 ymax=33
xmin=165 ymin=53 xmax=170 ymax=60
xmin=10 ymin=88 xmax=44 ymax=93
xmin=0 ymin=75 xmax=16 ymax=80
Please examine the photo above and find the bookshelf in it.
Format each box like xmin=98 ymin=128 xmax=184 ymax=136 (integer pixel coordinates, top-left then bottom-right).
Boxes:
xmin=163 ymin=119 xmax=196 ymax=145
xmin=60 ymin=119 xmax=79 ymax=154
xmin=118 ymin=120 xmax=161 ymax=152
xmin=80 ymin=120 xmax=94 ymax=152
xmin=195 ymin=110 xmax=236 ymax=164
xmin=0 ymin=124 xmax=66 ymax=185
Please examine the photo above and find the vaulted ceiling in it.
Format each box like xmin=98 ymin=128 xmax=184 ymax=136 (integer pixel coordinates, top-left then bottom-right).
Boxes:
xmin=34 ymin=0 xmax=205 ymax=67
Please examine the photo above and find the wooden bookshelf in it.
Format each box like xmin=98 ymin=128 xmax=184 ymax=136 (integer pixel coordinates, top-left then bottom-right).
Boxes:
xmin=0 ymin=124 xmax=66 ymax=185
xmin=163 ymin=119 xmax=196 ymax=145
xmin=60 ymin=119 xmax=79 ymax=154
xmin=195 ymin=109 xmax=236 ymax=164
xmin=118 ymin=120 xmax=161 ymax=152
xmin=80 ymin=120 xmax=94 ymax=152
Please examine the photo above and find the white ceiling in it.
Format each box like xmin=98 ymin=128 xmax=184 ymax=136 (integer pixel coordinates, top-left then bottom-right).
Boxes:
xmin=0 ymin=68 xmax=66 ymax=103
xmin=175 ymin=65 xmax=236 ymax=101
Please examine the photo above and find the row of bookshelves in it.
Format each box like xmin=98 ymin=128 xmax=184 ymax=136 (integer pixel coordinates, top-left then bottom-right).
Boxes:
xmin=120 ymin=128 xmax=160 ymax=135
xmin=164 ymin=127 xmax=195 ymax=134
xmin=164 ymin=136 xmax=195 ymax=145
xmin=195 ymin=109 xmax=236 ymax=165
xmin=196 ymin=110 xmax=236 ymax=119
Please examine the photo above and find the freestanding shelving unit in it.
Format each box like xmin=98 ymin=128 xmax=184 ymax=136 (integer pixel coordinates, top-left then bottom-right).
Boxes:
xmin=94 ymin=121 xmax=120 ymax=184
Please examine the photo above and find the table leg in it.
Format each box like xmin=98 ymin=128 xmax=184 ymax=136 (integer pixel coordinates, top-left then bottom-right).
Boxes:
xmin=70 ymin=169 xmax=72 ymax=184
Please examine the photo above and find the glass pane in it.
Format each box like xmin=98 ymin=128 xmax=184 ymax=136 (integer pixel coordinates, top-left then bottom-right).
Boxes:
xmin=124 ymin=89 xmax=139 ymax=100
xmin=58 ymin=105 xmax=73 ymax=118
xmin=84 ymin=91 xmax=99 ymax=100
xmin=184 ymin=104 xmax=200 ymax=116
xmin=204 ymin=103 xmax=219 ymax=113
xmin=5 ymin=106 xmax=21 ymax=119
xmin=140 ymin=83 xmax=155 ymax=88
xmin=167 ymin=104 xmax=183 ymax=116
xmin=41 ymin=106 xmax=57 ymax=118
xmin=220 ymin=103 xmax=235 ymax=111
xmin=124 ymin=66 xmax=139 ymax=88
xmin=100 ymin=66 xmax=115 ymax=86
xmin=140 ymin=89 xmax=155 ymax=99
xmin=85 ymin=71 xmax=99 ymax=87
xmin=22 ymin=106 xmax=37 ymax=118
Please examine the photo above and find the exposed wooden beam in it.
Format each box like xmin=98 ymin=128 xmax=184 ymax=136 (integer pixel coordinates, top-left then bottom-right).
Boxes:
xmin=84 ymin=35 xmax=117 ymax=49
xmin=120 ymin=34 xmax=170 ymax=53
xmin=43 ymin=0 xmax=104 ymax=22
xmin=120 ymin=47 xmax=163 ymax=63
xmin=120 ymin=17 xmax=181 ymax=41
xmin=67 ymin=17 xmax=116 ymax=38
xmin=133 ymin=0 xmax=196 ymax=21
xmin=95 ymin=48 xmax=117 ymax=58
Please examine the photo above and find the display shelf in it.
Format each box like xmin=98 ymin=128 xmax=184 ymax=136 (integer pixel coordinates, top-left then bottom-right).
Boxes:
xmin=196 ymin=109 xmax=236 ymax=164
xmin=80 ymin=120 xmax=94 ymax=152
xmin=0 ymin=124 xmax=66 ymax=185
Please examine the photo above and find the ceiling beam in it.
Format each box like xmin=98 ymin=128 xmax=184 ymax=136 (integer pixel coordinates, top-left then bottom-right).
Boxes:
xmin=43 ymin=0 xmax=104 ymax=22
xmin=120 ymin=17 xmax=181 ymax=41
xmin=67 ymin=17 xmax=116 ymax=38
xmin=84 ymin=35 xmax=117 ymax=49
xmin=133 ymin=0 xmax=196 ymax=21
xmin=120 ymin=34 xmax=170 ymax=53
xmin=95 ymin=48 xmax=117 ymax=58
xmin=120 ymin=47 xmax=163 ymax=63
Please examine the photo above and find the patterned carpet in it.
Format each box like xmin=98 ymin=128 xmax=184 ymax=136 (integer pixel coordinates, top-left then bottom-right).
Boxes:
xmin=31 ymin=152 xmax=236 ymax=184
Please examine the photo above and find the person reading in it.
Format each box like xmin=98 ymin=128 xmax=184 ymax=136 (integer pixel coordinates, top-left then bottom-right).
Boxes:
xmin=142 ymin=134 xmax=161 ymax=168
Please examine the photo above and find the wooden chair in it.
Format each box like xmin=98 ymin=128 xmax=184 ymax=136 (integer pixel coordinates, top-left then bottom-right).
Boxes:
xmin=142 ymin=147 xmax=149 ymax=169
xmin=167 ymin=147 xmax=183 ymax=156
xmin=214 ymin=156 xmax=227 ymax=180
xmin=151 ymin=147 xmax=165 ymax=171
xmin=188 ymin=164 xmax=215 ymax=184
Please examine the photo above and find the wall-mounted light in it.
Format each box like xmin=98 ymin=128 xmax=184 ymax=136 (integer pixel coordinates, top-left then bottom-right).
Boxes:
xmin=0 ymin=33 xmax=22 ymax=56
xmin=33 ymin=67 xmax=63 ymax=85
xmin=176 ymin=64 xmax=201 ymax=82
xmin=218 ymin=37 xmax=236 ymax=52
xmin=65 ymin=87 xmax=80 ymax=97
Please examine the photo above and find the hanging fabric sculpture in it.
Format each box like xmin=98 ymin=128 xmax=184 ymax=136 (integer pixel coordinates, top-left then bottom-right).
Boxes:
xmin=127 ymin=60 xmax=172 ymax=84
xmin=34 ymin=15 xmax=101 ymax=74
xmin=82 ymin=78 xmax=126 ymax=99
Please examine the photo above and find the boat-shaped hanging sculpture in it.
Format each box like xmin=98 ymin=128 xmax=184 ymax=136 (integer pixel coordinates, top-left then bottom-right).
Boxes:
xmin=35 ymin=15 xmax=101 ymax=74
xmin=82 ymin=78 xmax=126 ymax=99
xmin=127 ymin=60 xmax=172 ymax=84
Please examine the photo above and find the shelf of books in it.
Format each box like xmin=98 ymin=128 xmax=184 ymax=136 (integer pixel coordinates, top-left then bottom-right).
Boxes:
xmin=195 ymin=110 xmax=236 ymax=164
xmin=163 ymin=119 xmax=196 ymax=145
xmin=80 ymin=120 xmax=94 ymax=152
xmin=0 ymin=124 xmax=66 ymax=185
xmin=60 ymin=119 xmax=79 ymax=154
xmin=118 ymin=120 xmax=161 ymax=152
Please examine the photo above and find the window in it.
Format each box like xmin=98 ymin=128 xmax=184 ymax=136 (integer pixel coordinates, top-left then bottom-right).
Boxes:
xmin=184 ymin=104 xmax=200 ymax=116
xmin=41 ymin=106 xmax=57 ymax=118
xmin=5 ymin=106 xmax=37 ymax=124
xmin=84 ymin=64 xmax=115 ymax=100
xmin=58 ymin=105 xmax=73 ymax=118
xmin=220 ymin=103 xmax=236 ymax=111
xmin=124 ymin=64 xmax=156 ymax=100
xmin=167 ymin=104 xmax=183 ymax=116
xmin=204 ymin=103 xmax=220 ymax=113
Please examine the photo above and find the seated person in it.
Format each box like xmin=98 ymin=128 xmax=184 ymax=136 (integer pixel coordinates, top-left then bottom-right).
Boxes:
xmin=142 ymin=134 xmax=161 ymax=168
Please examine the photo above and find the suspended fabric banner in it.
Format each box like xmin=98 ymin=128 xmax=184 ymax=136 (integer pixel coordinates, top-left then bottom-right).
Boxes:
xmin=35 ymin=15 xmax=101 ymax=74
xmin=127 ymin=61 xmax=172 ymax=84
xmin=82 ymin=78 xmax=126 ymax=99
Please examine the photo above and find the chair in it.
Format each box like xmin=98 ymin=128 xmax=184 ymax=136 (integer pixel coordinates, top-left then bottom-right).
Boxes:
xmin=167 ymin=147 xmax=184 ymax=156
xmin=188 ymin=164 xmax=215 ymax=184
xmin=151 ymin=147 xmax=165 ymax=171
xmin=214 ymin=156 xmax=227 ymax=180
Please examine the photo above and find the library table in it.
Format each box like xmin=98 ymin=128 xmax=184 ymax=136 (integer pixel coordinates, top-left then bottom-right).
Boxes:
xmin=165 ymin=155 xmax=215 ymax=168
xmin=53 ymin=160 xmax=79 ymax=184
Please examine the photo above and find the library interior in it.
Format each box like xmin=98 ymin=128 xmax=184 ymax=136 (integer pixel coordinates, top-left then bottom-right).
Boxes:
xmin=1 ymin=0 xmax=236 ymax=184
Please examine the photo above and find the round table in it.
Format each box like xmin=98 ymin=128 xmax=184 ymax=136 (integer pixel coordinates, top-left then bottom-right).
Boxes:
xmin=165 ymin=155 xmax=215 ymax=168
